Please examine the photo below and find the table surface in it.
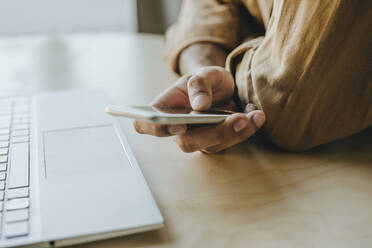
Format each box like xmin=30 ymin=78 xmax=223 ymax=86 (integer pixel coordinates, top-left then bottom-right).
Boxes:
xmin=0 ymin=32 xmax=371 ymax=248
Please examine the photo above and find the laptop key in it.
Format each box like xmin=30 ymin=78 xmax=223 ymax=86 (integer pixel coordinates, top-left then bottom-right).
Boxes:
xmin=7 ymin=188 xmax=29 ymax=199
xmin=0 ymin=99 xmax=13 ymax=105
xmin=0 ymin=134 xmax=10 ymax=141
xmin=0 ymin=155 xmax=7 ymax=163
xmin=0 ymin=201 xmax=3 ymax=212
xmin=0 ymin=110 xmax=12 ymax=115
xmin=0 ymin=141 xmax=9 ymax=148
xmin=0 ymin=181 xmax=5 ymax=190
xmin=4 ymin=221 xmax=29 ymax=238
xmin=0 ymin=171 xmax=6 ymax=180
xmin=0 ymin=104 xmax=11 ymax=108
xmin=0 ymin=163 xmax=7 ymax=171
xmin=5 ymin=209 xmax=29 ymax=223
xmin=12 ymin=136 xmax=29 ymax=144
xmin=14 ymin=106 xmax=29 ymax=114
xmin=0 ymin=117 xmax=11 ymax=128
xmin=9 ymin=143 xmax=29 ymax=188
xmin=22 ymin=118 xmax=30 ymax=124
xmin=13 ymin=114 xmax=29 ymax=121
xmin=0 ymin=128 xmax=10 ymax=135
xmin=12 ymin=130 xmax=29 ymax=137
xmin=13 ymin=97 xmax=29 ymax=105
xmin=6 ymin=198 xmax=30 ymax=210
xmin=12 ymin=118 xmax=21 ymax=124
xmin=0 ymin=148 xmax=8 ymax=155
xmin=0 ymin=191 xmax=4 ymax=200
xmin=13 ymin=124 xmax=29 ymax=131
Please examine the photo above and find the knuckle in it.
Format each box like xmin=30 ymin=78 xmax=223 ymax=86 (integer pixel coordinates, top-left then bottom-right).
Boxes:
xmin=203 ymin=147 xmax=220 ymax=154
xmin=177 ymin=137 xmax=196 ymax=153
xmin=215 ymin=129 xmax=227 ymax=143
xmin=209 ymin=67 xmax=228 ymax=80
xmin=188 ymin=75 xmax=207 ymax=93
xmin=204 ymin=144 xmax=229 ymax=154
xmin=153 ymin=125 xmax=168 ymax=137
xmin=201 ymin=66 xmax=221 ymax=75
xmin=240 ymin=125 xmax=256 ymax=141
xmin=175 ymin=74 xmax=192 ymax=88
xmin=133 ymin=121 xmax=144 ymax=134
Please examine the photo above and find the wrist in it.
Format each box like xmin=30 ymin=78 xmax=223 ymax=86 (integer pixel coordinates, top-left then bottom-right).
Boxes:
xmin=178 ymin=42 xmax=227 ymax=75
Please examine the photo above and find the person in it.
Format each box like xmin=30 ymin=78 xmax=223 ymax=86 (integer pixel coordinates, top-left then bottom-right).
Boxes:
xmin=134 ymin=0 xmax=372 ymax=153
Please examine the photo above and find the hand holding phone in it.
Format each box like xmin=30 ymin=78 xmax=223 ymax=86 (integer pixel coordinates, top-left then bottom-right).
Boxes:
xmin=106 ymin=105 xmax=235 ymax=124
xmin=114 ymin=66 xmax=265 ymax=154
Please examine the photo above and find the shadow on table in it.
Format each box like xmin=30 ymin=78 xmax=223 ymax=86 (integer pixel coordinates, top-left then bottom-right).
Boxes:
xmin=251 ymin=127 xmax=372 ymax=166
xmin=70 ymin=128 xmax=372 ymax=248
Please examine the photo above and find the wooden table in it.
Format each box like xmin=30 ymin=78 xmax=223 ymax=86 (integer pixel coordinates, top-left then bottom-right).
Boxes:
xmin=1 ymin=32 xmax=371 ymax=248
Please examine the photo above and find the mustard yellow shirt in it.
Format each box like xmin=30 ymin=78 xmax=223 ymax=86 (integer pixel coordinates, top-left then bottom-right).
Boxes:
xmin=164 ymin=0 xmax=372 ymax=151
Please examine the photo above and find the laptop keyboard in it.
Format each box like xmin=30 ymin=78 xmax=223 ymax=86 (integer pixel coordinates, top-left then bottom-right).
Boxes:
xmin=0 ymin=97 xmax=30 ymax=239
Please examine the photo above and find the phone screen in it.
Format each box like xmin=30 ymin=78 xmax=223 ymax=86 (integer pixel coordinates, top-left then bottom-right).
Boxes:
xmin=135 ymin=106 xmax=235 ymax=115
xmin=106 ymin=105 xmax=234 ymax=124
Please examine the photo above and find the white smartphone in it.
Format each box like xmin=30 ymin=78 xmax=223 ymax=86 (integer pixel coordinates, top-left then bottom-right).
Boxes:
xmin=105 ymin=105 xmax=235 ymax=124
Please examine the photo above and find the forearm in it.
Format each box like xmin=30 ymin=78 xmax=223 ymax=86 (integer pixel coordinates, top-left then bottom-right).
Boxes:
xmin=179 ymin=43 xmax=227 ymax=75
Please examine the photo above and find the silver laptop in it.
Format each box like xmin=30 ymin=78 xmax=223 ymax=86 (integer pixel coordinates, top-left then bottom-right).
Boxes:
xmin=0 ymin=90 xmax=163 ymax=248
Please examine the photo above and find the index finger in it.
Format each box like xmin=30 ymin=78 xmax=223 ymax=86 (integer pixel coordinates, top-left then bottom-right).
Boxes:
xmin=172 ymin=111 xmax=264 ymax=153
xmin=133 ymin=120 xmax=187 ymax=137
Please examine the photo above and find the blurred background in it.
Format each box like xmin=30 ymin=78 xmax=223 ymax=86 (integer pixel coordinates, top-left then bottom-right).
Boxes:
xmin=0 ymin=0 xmax=181 ymax=35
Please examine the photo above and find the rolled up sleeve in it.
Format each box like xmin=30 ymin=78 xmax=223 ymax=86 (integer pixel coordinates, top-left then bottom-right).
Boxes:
xmin=227 ymin=0 xmax=372 ymax=151
xmin=164 ymin=0 xmax=240 ymax=72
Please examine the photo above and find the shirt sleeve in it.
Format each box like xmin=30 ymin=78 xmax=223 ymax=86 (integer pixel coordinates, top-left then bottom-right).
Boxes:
xmin=226 ymin=0 xmax=372 ymax=151
xmin=164 ymin=0 xmax=240 ymax=73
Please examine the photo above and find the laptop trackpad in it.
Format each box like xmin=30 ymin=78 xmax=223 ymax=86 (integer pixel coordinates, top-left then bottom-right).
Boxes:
xmin=43 ymin=125 xmax=129 ymax=178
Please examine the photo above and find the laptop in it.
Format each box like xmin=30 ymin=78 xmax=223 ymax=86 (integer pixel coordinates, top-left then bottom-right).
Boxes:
xmin=0 ymin=89 xmax=164 ymax=248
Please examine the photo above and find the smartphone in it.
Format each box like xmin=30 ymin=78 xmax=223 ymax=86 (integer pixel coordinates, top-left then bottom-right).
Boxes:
xmin=105 ymin=105 xmax=235 ymax=124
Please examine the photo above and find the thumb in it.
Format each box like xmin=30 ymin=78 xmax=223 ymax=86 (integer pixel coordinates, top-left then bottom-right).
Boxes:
xmin=187 ymin=67 xmax=235 ymax=111
xmin=187 ymin=74 xmax=213 ymax=111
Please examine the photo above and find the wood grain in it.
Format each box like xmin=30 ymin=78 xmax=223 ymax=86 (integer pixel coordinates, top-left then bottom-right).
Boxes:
xmin=0 ymin=33 xmax=371 ymax=248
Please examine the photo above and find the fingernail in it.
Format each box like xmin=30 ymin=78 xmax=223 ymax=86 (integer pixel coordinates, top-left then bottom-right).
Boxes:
xmin=168 ymin=125 xmax=187 ymax=135
xmin=192 ymin=95 xmax=209 ymax=110
xmin=233 ymin=119 xmax=248 ymax=133
xmin=244 ymin=103 xmax=257 ymax=113
xmin=253 ymin=113 xmax=265 ymax=127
